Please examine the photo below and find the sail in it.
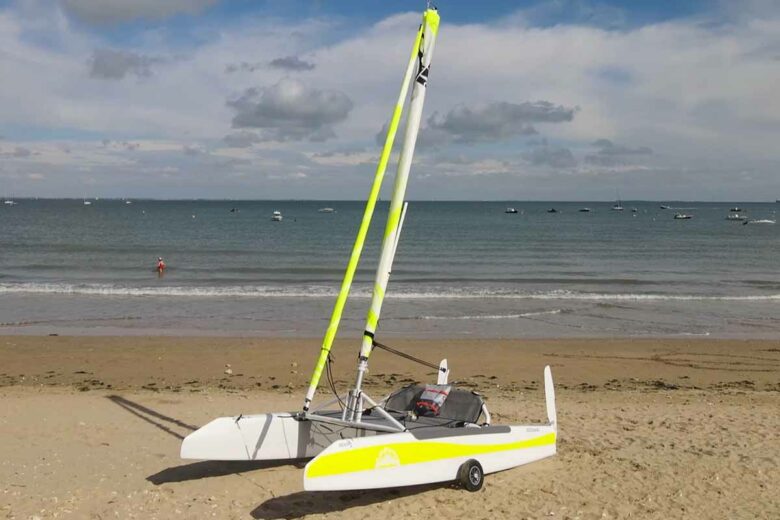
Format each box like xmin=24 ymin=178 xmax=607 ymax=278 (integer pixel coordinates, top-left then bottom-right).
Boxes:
xmin=302 ymin=17 xmax=425 ymax=411
xmin=359 ymin=9 xmax=439 ymax=361
xmin=338 ymin=9 xmax=439 ymax=421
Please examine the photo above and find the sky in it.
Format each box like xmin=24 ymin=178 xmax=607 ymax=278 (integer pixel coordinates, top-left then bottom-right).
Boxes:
xmin=0 ymin=0 xmax=779 ymax=201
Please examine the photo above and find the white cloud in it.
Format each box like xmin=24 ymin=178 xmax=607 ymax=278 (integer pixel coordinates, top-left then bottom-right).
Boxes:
xmin=60 ymin=0 xmax=218 ymax=25
xmin=1 ymin=2 xmax=779 ymax=199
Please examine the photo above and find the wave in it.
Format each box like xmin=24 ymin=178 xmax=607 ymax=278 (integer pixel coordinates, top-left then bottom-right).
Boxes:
xmin=1 ymin=283 xmax=780 ymax=301
xmin=418 ymin=309 xmax=565 ymax=320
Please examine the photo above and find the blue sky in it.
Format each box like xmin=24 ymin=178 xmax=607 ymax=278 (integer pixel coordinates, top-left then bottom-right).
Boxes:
xmin=1 ymin=0 xmax=779 ymax=200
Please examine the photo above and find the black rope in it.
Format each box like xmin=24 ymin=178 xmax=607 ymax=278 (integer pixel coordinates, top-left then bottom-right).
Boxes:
xmin=371 ymin=339 xmax=442 ymax=371
xmin=325 ymin=353 xmax=345 ymax=410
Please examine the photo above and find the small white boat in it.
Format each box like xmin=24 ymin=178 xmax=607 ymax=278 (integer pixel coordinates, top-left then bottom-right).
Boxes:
xmin=271 ymin=210 xmax=283 ymax=222
xmin=743 ymin=219 xmax=776 ymax=225
xmin=505 ymin=207 xmax=518 ymax=214
xmin=631 ymin=207 xmax=638 ymax=213
xmin=726 ymin=213 xmax=747 ymax=221
xmin=730 ymin=207 xmax=742 ymax=212
xmin=125 ymin=200 xmax=133 ymax=205
xmin=3 ymin=200 xmax=16 ymax=206
xmin=611 ymin=204 xmax=624 ymax=211
xmin=182 ymin=9 xmax=557 ymax=495
xmin=674 ymin=213 xmax=692 ymax=220
xmin=660 ymin=205 xmax=671 ymax=210
xmin=318 ymin=207 xmax=336 ymax=213
xmin=83 ymin=200 xmax=92 ymax=206
xmin=578 ymin=207 xmax=591 ymax=212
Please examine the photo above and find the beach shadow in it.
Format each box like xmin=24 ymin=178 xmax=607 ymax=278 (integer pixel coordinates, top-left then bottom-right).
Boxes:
xmin=148 ymin=459 xmax=303 ymax=485
xmin=106 ymin=395 xmax=198 ymax=440
xmin=251 ymin=484 xmax=445 ymax=520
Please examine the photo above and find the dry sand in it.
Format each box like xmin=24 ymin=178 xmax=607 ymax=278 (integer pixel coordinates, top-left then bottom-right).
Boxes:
xmin=1 ymin=336 xmax=779 ymax=519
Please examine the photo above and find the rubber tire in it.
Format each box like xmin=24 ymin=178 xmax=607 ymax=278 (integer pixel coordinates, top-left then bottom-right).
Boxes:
xmin=457 ymin=459 xmax=484 ymax=492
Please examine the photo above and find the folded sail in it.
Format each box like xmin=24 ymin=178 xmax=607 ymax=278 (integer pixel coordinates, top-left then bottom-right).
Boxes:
xmin=344 ymin=9 xmax=440 ymax=421
xmin=303 ymin=19 xmax=425 ymax=411
xmin=360 ymin=9 xmax=439 ymax=361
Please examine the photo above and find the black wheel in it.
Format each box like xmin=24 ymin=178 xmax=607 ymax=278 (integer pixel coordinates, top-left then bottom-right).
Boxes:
xmin=457 ymin=459 xmax=484 ymax=492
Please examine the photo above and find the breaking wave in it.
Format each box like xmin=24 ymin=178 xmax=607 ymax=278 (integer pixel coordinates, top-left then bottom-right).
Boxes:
xmin=1 ymin=283 xmax=780 ymax=301
xmin=419 ymin=309 xmax=565 ymax=320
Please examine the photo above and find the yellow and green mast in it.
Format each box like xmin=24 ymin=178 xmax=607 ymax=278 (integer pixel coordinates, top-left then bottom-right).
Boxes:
xmin=302 ymin=10 xmax=436 ymax=412
xmin=346 ymin=8 xmax=440 ymax=421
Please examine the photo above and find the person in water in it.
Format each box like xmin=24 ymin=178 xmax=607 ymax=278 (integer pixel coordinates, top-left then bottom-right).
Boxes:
xmin=156 ymin=257 xmax=166 ymax=273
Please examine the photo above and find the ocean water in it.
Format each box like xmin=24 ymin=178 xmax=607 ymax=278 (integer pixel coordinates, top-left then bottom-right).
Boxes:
xmin=1 ymin=199 xmax=778 ymax=339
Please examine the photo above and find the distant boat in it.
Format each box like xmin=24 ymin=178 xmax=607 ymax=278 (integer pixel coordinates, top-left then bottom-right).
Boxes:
xmin=318 ymin=207 xmax=336 ymax=213
xmin=612 ymin=189 xmax=623 ymax=211
xmin=743 ymin=219 xmax=776 ymax=225
xmin=660 ymin=205 xmax=671 ymax=210
xmin=631 ymin=207 xmax=638 ymax=213
xmin=730 ymin=207 xmax=742 ymax=212
xmin=505 ymin=207 xmax=518 ymax=214
xmin=271 ymin=210 xmax=283 ymax=222
xmin=125 ymin=200 xmax=133 ymax=205
xmin=547 ymin=208 xmax=558 ymax=213
xmin=3 ymin=199 xmax=16 ymax=206
xmin=673 ymin=213 xmax=692 ymax=220
xmin=83 ymin=200 xmax=92 ymax=206
xmin=578 ymin=208 xmax=591 ymax=212
xmin=726 ymin=213 xmax=747 ymax=221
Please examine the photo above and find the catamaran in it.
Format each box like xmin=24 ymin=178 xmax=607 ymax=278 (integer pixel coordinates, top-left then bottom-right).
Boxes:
xmin=181 ymin=7 xmax=557 ymax=493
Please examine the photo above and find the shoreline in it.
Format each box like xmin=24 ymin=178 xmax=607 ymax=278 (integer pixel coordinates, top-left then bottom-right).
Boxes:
xmin=2 ymin=335 xmax=778 ymax=392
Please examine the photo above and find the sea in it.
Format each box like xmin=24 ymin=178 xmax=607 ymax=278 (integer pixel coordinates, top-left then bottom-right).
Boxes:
xmin=1 ymin=200 xmax=778 ymax=339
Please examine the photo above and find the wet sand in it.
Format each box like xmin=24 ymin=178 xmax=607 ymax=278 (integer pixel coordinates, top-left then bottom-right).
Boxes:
xmin=1 ymin=336 xmax=779 ymax=519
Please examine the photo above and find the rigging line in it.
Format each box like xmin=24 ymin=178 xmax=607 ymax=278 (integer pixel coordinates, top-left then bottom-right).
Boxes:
xmin=325 ymin=353 xmax=345 ymax=410
xmin=371 ymin=339 xmax=442 ymax=371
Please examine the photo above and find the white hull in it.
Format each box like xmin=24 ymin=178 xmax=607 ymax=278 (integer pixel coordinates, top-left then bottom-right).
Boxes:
xmin=181 ymin=366 xmax=557 ymax=491
xmin=304 ymin=425 xmax=556 ymax=491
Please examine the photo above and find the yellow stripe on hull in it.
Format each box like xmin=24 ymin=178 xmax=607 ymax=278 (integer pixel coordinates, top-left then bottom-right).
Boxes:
xmin=306 ymin=432 xmax=556 ymax=479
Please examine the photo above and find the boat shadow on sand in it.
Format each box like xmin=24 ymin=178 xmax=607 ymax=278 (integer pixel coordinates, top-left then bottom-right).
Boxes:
xmin=147 ymin=459 xmax=303 ymax=485
xmin=250 ymin=483 xmax=443 ymax=520
xmin=104 ymin=395 xmax=304 ymax=485
xmin=105 ymin=395 xmax=449 ymax=517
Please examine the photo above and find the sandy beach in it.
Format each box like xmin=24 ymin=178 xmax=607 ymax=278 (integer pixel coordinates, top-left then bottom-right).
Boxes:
xmin=2 ymin=336 xmax=779 ymax=519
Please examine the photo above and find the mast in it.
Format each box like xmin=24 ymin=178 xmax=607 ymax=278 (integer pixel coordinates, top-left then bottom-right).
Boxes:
xmin=302 ymin=19 xmax=425 ymax=412
xmin=345 ymin=8 xmax=440 ymax=421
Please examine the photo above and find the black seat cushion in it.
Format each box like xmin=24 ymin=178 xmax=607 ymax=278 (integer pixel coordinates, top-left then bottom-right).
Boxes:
xmin=383 ymin=384 xmax=484 ymax=424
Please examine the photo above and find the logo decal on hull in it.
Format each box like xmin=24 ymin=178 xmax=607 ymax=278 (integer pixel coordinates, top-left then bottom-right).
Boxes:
xmin=375 ymin=447 xmax=401 ymax=469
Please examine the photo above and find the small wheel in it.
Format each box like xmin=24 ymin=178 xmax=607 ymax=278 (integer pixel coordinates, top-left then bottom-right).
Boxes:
xmin=457 ymin=459 xmax=484 ymax=492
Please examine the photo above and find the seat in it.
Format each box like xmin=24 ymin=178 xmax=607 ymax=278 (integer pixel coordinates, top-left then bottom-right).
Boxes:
xmin=382 ymin=384 xmax=485 ymax=424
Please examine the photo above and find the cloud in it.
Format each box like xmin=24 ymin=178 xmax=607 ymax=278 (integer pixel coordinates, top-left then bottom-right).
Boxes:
xmin=1 ymin=146 xmax=35 ymax=158
xmin=2 ymin=1 xmax=780 ymax=200
xmin=227 ymin=78 xmax=353 ymax=142
xmin=222 ymin=131 xmax=262 ymax=148
xmin=226 ymin=57 xmax=313 ymax=74
xmin=225 ymin=62 xmax=262 ymax=73
xmin=522 ymin=146 xmax=577 ymax=168
xmin=426 ymin=101 xmax=577 ymax=143
xmin=584 ymin=139 xmax=653 ymax=167
xmin=584 ymin=138 xmax=652 ymax=166
xmin=89 ymin=49 xmax=159 ymax=80
xmin=182 ymin=144 xmax=206 ymax=156
xmin=61 ymin=0 xmax=218 ymax=25
xmin=590 ymin=138 xmax=652 ymax=155
xmin=269 ymin=56 xmax=315 ymax=71
xmin=101 ymin=140 xmax=141 ymax=151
